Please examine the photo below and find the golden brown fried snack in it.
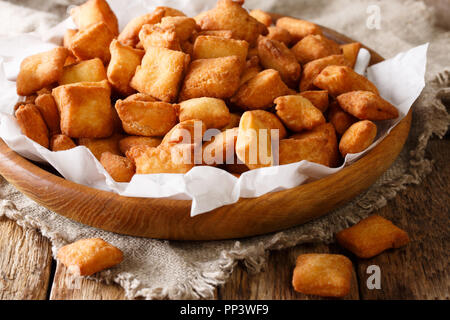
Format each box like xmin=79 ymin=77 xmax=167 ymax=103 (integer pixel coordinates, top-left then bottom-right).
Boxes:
xmin=135 ymin=144 xmax=195 ymax=174
xmin=100 ymin=152 xmax=136 ymax=182
xmin=276 ymin=17 xmax=322 ymax=42
xmin=160 ymin=16 xmax=197 ymax=41
xmin=341 ymin=42 xmax=361 ymax=68
xmin=118 ymin=8 xmax=165 ymax=47
xmin=239 ymin=56 xmax=262 ymax=85
xmin=339 ymin=120 xmax=377 ymax=157
xmin=52 ymin=80 xmax=113 ymax=138
xmin=221 ymin=113 xmax=241 ymax=130
xmin=236 ymin=110 xmax=286 ymax=170
xmin=59 ymin=58 xmax=107 ymax=85
xmin=257 ymin=36 xmax=301 ymax=88
xmin=299 ymin=54 xmax=350 ymax=92
xmin=275 ymin=95 xmax=325 ymax=132
xmin=289 ymin=123 xmax=340 ymax=167
xmin=130 ymin=47 xmax=190 ymax=102
xmin=78 ymin=134 xmax=122 ymax=160
xmin=69 ymin=22 xmax=115 ymax=64
xmin=203 ymin=127 xmax=239 ymax=165
xmin=14 ymin=95 xmax=37 ymax=112
xmin=299 ymin=90 xmax=329 ymax=113
xmin=119 ymin=136 xmax=162 ymax=155
xmin=336 ymin=215 xmax=410 ymax=259
xmin=292 ymin=254 xmax=353 ymax=297
xmin=327 ymin=101 xmax=357 ymax=136
xmin=138 ymin=24 xmax=181 ymax=51
xmin=193 ymin=36 xmax=249 ymax=62
xmin=124 ymin=93 xmax=158 ymax=102
xmin=35 ymin=93 xmax=60 ymax=135
xmin=231 ymin=69 xmax=290 ymax=110
xmin=156 ymin=6 xmax=186 ymax=18
xmin=57 ymin=238 xmax=123 ymax=276
xmin=266 ymin=26 xmax=293 ymax=46
xmin=63 ymin=29 xmax=78 ymax=48
xmin=179 ymin=56 xmax=243 ymax=101
xmin=16 ymin=47 xmax=69 ymax=96
xmin=15 ymin=104 xmax=49 ymax=148
xmin=64 ymin=54 xmax=78 ymax=67
xmin=115 ymin=99 xmax=177 ymax=137
xmin=249 ymin=9 xmax=272 ymax=27
xmin=179 ymin=97 xmax=231 ymax=129
xmin=50 ymin=134 xmax=76 ymax=151
xmin=107 ymin=40 xmax=144 ymax=96
xmin=195 ymin=0 xmax=267 ymax=46
xmin=194 ymin=30 xmax=234 ymax=40
xmin=70 ymin=0 xmax=119 ymax=35
xmin=313 ymin=65 xmax=379 ymax=96
xmin=161 ymin=120 xmax=206 ymax=146
xmin=291 ymin=34 xmax=341 ymax=65
xmin=337 ymin=91 xmax=399 ymax=120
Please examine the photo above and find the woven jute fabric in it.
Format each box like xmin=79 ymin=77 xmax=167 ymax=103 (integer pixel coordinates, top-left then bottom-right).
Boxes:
xmin=0 ymin=0 xmax=449 ymax=299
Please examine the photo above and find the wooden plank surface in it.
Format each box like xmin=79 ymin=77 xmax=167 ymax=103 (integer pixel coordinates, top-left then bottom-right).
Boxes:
xmin=0 ymin=139 xmax=448 ymax=299
xmin=0 ymin=217 xmax=52 ymax=300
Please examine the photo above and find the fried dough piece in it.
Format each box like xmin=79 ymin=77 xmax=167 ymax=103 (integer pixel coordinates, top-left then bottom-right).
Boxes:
xmin=135 ymin=144 xmax=195 ymax=174
xmin=15 ymin=104 xmax=49 ymax=148
xmin=337 ymin=91 xmax=399 ymax=120
xmin=203 ymin=127 xmax=239 ymax=165
xmin=289 ymin=123 xmax=340 ymax=167
xmin=138 ymin=24 xmax=181 ymax=51
xmin=35 ymin=93 xmax=60 ymax=135
xmin=156 ymin=6 xmax=186 ymax=18
xmin=276 ymin=17 xmax=322 ymax=42
xmin=179 ymin=56 xmax=243 ymax=101
xmin=236 ymin=110 xmax=286 ymax=170
xmin=195 ymin=0 xmax=267 ymax=46
xmin=179 ymin=97 xmax=230 ymax=129
xmin=193 ymin=36 xmax=249 ymax=62
xmin=299 ymin=90 xmax=329 ymax=113
xmin=16 ymin=47 xmax=69 ymax=96
xmin=299 ymin=54 xmax=350 ymax=92
xmin=239 ymin=56 xmax=262 ymax=85
xmin=69 ymin=22 xmax=115 ymax=64
xmin=249 ymin=9 xmax=272 ymax=27
xmin=107 ymin=40 xmax=144 ymax=96
xmin=124 ymin=93 xmax=157 ymax=103
xmin=50 ymin=134 xmax=76 ymax=151
xmin=70 ymin=0 xmax=119 ymax=35
xmin=130 ymin=47 xmax=190 ymax=102
xmin=63 ymin=29 xmax=78 ymax=48
xmin=257 ymin=36 xmax=301 ymax=88
xmin=161 ymin=120 xmax=206 ymax=147
xmin=336 ymin=215 xmax=410 ymax=258
xmin=57 ymin=238 xmax=123 ymax=276
xmin=52 ymin=80 xmax=113 ymax=138
xmin=327 ymin=101 xmax=357 ymax=136
xmin=221 ymin=113 xmax=241 ymax=130
xmin=339 ymin=120 xmax=377 ymax=157
xmin=313 ymin=66 xmax=379 ymax=96
xmin=194 ymin=30 xmax=234 ymax=40
xmin=119 ymin=136 xmax=162 ymax=155
xmin=59 ymin=58 xmax=107 ymax=85
xmin=160 ymin=16 xmax=197 ymax=42
xmin=78 ymin=134 xmax=122 ymax=160
xmin=100 ymin=152 xmax=135 ymax=182
xmin=118 ymin=8 xmax=165 ymax=47
xmin=341 ymin=42 xmax=361 ymax=68
xmin=231 ymin=69 xmax=290 ymax=110
xmin=291 ymin=34 xmax=341 ymax=64
xmin=266 ymin=26 xmax=293 ymax=46
xmin=292 ymin=254 xmax=352 ymax=297
xmin=115 ymin=99 xmax=177 ymax=137
xmin=275 ymin=95 xmax=325 ymax=132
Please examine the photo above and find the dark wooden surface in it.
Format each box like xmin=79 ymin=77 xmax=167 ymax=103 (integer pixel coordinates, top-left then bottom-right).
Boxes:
xmin=0 ymin=137 xmax=448 ymax=300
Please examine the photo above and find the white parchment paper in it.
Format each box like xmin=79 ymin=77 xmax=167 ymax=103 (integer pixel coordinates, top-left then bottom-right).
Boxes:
xmin=0 ymin=0 xmax=428 ymax=216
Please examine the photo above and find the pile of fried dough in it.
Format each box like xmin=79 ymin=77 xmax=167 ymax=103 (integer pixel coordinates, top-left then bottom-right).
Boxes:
xmin=14 ymin=0 xmax=399 ymax=182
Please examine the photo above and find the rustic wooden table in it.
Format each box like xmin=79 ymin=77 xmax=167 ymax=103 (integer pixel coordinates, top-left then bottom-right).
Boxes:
xmin=0 ymin=136 xmax=448 ymax=300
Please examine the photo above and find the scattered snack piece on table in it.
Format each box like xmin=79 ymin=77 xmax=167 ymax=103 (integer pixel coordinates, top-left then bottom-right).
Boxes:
xmin=292 ymin=254 xmax=353 ymax=297
xmin=336 ymin=215 xmax=410 ymax=258
xmin=57 ymin=238 xmax=123 ymax=276
xmin=337 ymin=91 xmax=399 ymax=120
xmin=339 ymin=120 xmax=377 ymax=157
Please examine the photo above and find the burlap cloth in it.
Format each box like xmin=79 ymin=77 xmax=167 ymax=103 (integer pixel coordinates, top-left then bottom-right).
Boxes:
xmin=0 ymin=0 xmax=449 ymax=299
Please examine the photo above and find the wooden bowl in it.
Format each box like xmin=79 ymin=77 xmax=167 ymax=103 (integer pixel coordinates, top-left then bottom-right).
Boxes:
xmin=0 ymin=21 xmax=412 ymax=240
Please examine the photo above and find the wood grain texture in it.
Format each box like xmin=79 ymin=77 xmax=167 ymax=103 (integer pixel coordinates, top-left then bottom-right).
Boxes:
xmin=0 ymin=217 xmax=52 ymax=299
